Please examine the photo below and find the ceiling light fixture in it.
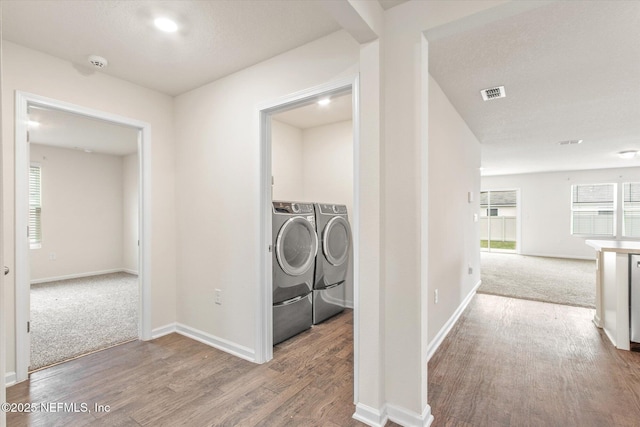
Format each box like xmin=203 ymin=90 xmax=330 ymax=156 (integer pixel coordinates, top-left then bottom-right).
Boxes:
xmin=27 ymin=120 xmax=40 ymax=128
xmin=318 ymin=98 xmax=331 ymax=106
xmin=618 ymin=150 xmax=638 ymax=159
xmin=154 ymin=17 xmax=178 ymax=33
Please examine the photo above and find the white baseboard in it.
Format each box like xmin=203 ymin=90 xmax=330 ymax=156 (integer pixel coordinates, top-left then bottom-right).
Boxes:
xmin=518 ymin=252 xmax=595 ymax=261
xmin=30 ymin=268 xmax=137 ymax=285
xmin=122 ymin=269 xmax=139 ymax=275
xmin=592 ymin=314 xmax=602 ymax=328
xmin=5 ymin=371 xmax=17 ymax=387
xmin=353 ymin=402 xmax=388 ymax=427
xmin=387 ymin=403 xmax=434 ymax=427
xmin=345 ymin=299 xmax=354 ymax=309
xmin=176 ymin=323 xmax=256 ymax=363
xmin=426 ymin=280 xmax=481 ymax=362
xmin=152 ymin=323 xmax=177 ymax=339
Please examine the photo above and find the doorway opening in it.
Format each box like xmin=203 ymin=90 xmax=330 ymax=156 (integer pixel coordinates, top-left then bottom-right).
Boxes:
xmin=480 ymin=189 xmax=518 ymax=253
xmin=256 ymin=76 xmax=359 ymax=380
xmin=14 ymin=92 xmax=152 ymax=382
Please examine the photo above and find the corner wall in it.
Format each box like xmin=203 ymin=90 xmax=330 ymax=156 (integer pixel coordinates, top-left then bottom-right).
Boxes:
xmin=427 ymin=75 xmax=481 ymax=343
xmin=29 ymin=144 xmax=125 ymax=282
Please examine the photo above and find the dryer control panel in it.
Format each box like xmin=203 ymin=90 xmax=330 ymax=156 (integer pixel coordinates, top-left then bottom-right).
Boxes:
xmin=273 ymin=201 xmax=314 ymax=214
xmin=317 ymin=203 xmax=348 ymax=215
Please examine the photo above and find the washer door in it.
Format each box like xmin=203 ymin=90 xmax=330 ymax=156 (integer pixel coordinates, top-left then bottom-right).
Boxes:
xmin=276 ymin=217 xmax=318 ymax=276
xmin=322 ymin=216 xmax=351 ymax=266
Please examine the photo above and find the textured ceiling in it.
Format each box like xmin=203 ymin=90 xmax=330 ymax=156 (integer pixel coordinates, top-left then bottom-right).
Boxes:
xmin=29 ymin=106 xmax=139 ymax=156
xmin=428 ymin=1 xmax=640 ymax=176
xmin=273 ymin=92 xmax=352 ymax=130
xmin=1 ymin=0 xmax=342 ymax=96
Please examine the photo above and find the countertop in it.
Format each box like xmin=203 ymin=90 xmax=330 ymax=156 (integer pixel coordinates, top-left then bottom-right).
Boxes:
xmin=585 ymin=239 xmax=640 ymax=253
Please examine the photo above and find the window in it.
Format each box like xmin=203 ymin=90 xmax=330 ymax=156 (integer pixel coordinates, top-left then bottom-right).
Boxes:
xmin=623 ymin=182 xmax=640 ymax=237
xmin=488 ymin=208 xmax=498 ymax=217
xmin=29 ymin=164 xmax=42 ymax=248
xmin=571 ymin=183 xmax=615 ymax=236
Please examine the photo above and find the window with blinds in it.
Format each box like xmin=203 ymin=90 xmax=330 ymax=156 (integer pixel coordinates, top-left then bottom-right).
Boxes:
xmin=623 ymin=182 xmax=640 ymax=237
xmin=29 ymin=164 xmax=42 ymax=248
xmin=571 ymin=183 xmax=616 ymax=236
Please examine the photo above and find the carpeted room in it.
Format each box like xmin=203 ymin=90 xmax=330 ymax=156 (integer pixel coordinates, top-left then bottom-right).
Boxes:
xmin=27 ymin=120 xmax=140 ymax=371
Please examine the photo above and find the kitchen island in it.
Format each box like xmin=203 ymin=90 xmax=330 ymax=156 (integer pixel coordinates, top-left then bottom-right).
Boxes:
xmin=585 ymin=239 xmax=640 ymax=350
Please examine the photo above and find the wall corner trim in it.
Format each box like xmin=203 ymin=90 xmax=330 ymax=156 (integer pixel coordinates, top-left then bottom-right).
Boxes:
xmin=5 ymin=371 xmax=17 ymax=387
xmin=176 ymin=323 xmax=256 ymax=363
xmin=151 ymin=323 xmax=177 ymax=339
xmin=427 ymin=280 xmax=481 ymax=361
xmin=387 ymin=403 xmax=434 ymax=427
xmin=353 ymin=402 xmax=388 ymax=427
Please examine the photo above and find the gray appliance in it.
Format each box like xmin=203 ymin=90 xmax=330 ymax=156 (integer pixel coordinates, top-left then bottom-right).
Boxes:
xmin=272 ymin=201 xmax=317 ymax=345
xmin=631 ymin=254 xmax=640 ymax=343
xmin=313 ymin=203 xmax=351 ymax=324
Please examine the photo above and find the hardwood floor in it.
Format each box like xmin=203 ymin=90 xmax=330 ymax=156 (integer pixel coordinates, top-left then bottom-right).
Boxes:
xmin=7 ymin=294 xmax=640 ymax=426
xmin=7 ymin=310 xmax=368 ymax=427
xmin=428 ymin=294 xmax=640 ymax=427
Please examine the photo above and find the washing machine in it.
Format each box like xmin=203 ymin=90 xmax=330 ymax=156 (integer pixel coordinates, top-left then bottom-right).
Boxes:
xmin=313 ymin=203 xmax=351 ymax=324
xmin=272 ymin=201 xmax=317 ymax=344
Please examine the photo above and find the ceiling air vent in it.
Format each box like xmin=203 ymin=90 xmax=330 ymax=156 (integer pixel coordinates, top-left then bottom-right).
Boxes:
xmin=480 ymin=86 xmax=506 ymax=101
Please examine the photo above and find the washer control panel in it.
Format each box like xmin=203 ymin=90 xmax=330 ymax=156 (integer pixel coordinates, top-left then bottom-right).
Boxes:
xmin=273 ymin=201 xmax=314 ymax=214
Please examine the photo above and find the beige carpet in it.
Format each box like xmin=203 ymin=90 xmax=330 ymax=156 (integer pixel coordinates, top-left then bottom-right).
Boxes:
xmin=478 ymin=252 xmax=596 ymax=308
xmin=30 ymin=272 xmax=138 ymax=370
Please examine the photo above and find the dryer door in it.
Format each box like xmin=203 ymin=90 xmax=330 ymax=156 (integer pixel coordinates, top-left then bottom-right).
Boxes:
xmin=276 ymin=217 xmax=318 ymax=276
xmin=322 ymin=216 xmax=351 ymax=266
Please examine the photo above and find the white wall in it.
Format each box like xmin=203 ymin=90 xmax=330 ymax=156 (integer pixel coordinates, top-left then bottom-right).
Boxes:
xmin=173 ymin=30 xmax=359 ymax=354
xmin=302 ymin=120 xmax=354 ymax=307
xmin=271 ymin=120 xmax=304 ymax=202
xmin=2 ymin=41 xmax=176 ymax=376
xmin=482 ymin=167 xmax=640 ymax=259
xmin=427 ymin=75 xmax=481 ymax=342
xmin=123 ymin=152 xmax=139 ymax=273
xmin=29 ymin=144 xmax=124 ymax=281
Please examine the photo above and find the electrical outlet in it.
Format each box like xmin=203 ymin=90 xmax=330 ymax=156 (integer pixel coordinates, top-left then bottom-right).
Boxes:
xmin=468 ymin=265 xmax=473 ymax=275
xmin=49 ymin=252 xmax=56 ymax=261
xmin=214 ymin=289 xmax=222 ymax=305
xmin=434 ymin=289 xmax=439 ymax=304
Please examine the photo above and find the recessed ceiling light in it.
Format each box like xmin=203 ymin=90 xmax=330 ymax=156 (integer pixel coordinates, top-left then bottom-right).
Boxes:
xmin=154 ymin=17 xmax=178 ymax=33
xmin=318 ymin=98 xmax=331 ymax=106
xmin=618 ymin=150 xmax=638 ymax=159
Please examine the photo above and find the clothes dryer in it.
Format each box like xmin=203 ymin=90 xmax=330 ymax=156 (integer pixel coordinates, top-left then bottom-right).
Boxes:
xmin=313 ymin=203 xmax=351 ymax=324
xmin=272 ymin=201 xmax=317 ymax=344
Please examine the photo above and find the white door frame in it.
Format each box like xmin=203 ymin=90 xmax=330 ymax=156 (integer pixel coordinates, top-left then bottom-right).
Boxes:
xmin=14 ymin=91 xmax=152 ymax=382
xmin=255 ymin=76 xmax=360 ymax=383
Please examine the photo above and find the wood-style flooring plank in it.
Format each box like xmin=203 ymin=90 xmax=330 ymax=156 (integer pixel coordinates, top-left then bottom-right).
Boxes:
xmin=428 ymin=294 xmax=640 ymax=427
xmin=7 ymin=310 xmax=364 ymax=427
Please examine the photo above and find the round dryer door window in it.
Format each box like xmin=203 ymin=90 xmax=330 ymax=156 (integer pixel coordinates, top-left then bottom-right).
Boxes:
xmin=276 ymin=217 xmax=318 ymax=276
xmin=323 ymin=216 xmax=351 ymax=266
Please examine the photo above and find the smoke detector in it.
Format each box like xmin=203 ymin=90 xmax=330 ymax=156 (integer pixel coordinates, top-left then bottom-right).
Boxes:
xmin=88 ymin=55 xmax=108 ymax=69
xmin=480 ymin=86 xmax=506 ymax=101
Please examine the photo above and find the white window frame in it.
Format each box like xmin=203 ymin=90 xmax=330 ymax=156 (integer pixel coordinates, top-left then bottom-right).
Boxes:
xmin=29 ymin=162 xmax=42 ymax=249
xmin=622 ymin=182 xmax=640 ymax=238
xmin=570 ymin=183 xmax=617 ymax=237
